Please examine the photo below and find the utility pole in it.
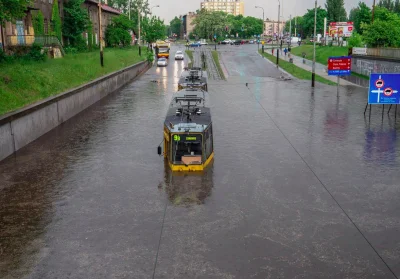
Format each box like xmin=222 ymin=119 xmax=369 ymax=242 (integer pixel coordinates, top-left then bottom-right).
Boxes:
xmin=128 ymin=0 xmax=131 ymax=19
xmin=372 ymin=0 xmax=376 ymax=23
xmin=294 ymin=16 xmax=297 ymax=38
xmin=138 ymin=8 xmax=141 ymax=56
xmin=276 ymin=0 xmax=280 ymax=67
xmin=98 ymin=0 xmax=104 ymax=67
xmin=289 ymin=14 xmax=292 ymax=43
xmin=312 ymin=0 xmax=317 ymax=87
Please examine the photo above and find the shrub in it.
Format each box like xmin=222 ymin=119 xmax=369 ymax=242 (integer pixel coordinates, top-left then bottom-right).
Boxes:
xmin=26 ymin=44 xmax=47 ymax=61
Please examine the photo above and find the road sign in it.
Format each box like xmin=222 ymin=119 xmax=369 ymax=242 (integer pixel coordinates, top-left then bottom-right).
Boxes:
xmin=368 ymin=73 xmax=400 ymax=104
xmin=327 ymin=56 xmax=351 ymax=76
xmin=214 ymin=34 xmax=216 ymax=39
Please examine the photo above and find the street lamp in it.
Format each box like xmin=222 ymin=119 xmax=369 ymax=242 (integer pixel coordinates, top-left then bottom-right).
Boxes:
xmin=151 ymin=5 xmax=160 ymax=14
xmin=255 ymin=6 xmax=264 ymax=37
xmin=276 ymin=0 xmax=280 ymax=67
xmin=312 ymin=0 xmax=317 ymax=87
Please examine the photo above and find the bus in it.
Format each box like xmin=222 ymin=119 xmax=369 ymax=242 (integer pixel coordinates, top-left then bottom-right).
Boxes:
xmin=157 ymin=88 xmax=214 ymax=172
xmin=155 ymin=40 xmax=170 ymax=58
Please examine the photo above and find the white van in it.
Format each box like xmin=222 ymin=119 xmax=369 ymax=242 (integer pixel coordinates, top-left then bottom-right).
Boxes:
xmin=287 ymin=37 xmax=301 ymax=44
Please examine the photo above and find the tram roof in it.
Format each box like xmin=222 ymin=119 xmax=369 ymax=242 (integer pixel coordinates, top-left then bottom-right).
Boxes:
xmin=164 ymin=89 xmax=211 ymax=133
xmin=178 ymin=68 xmax=208 ymax=87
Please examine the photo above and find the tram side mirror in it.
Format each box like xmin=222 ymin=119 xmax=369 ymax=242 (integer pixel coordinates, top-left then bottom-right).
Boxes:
xmin=157 ymin=146 xmax=162 ymax=155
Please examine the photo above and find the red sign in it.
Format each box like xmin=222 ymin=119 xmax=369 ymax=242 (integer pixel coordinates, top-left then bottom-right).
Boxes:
xmin=328 ymin=57 xmax=351 ymax=71
xmin=375 ymin=79 xmax=384 ymax=88
xmin=384 ymin=87 xmax=393 ymax=96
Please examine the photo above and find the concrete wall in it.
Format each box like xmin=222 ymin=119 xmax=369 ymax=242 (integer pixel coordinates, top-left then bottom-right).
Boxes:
xmin=0 ymin=61 xmax=149 ymax=161
xmin=351 ymin=56 xmax=400 ymax=76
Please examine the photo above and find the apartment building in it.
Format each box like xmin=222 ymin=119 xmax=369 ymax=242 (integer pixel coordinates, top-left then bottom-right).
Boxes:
xmin=264 ymin=19 xmax=285 ymax=36
xmin=200 ymin=0 xmax=244 ymax=16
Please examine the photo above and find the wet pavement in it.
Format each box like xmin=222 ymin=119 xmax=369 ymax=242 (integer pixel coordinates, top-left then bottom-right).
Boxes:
xmin=1 ymin=44 xmax=400 ymax=278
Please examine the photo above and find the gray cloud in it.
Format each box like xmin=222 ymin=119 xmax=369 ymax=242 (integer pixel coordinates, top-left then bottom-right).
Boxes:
xmin=149 ymin=0 xmax=374 ymax=23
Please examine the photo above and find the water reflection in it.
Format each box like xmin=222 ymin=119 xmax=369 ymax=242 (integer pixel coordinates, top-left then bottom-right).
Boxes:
xmin=160 ymin=161 xmax=214 ymax=207
xmin=324 ymin=98 xmax=349 ymax=142
xmin=363 ymin=124 xmax=398 ymax=165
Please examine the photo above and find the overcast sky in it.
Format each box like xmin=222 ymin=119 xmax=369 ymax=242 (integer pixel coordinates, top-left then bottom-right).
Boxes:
xmin=148 ymin=0 xmax=374 ymax=23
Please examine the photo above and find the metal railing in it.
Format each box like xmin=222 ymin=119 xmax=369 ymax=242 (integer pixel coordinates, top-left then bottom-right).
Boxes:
xmin=352 ymin=47 xmax=400 ymax=60
xmin=6 ymin=35 xmax=65 ymax=55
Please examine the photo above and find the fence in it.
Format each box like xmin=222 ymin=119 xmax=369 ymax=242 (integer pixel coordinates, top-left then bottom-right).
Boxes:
xmin=352 ymin=47 xmax=400 ymax=60
xmin=5 ymin=35 xmax=65 ymax=55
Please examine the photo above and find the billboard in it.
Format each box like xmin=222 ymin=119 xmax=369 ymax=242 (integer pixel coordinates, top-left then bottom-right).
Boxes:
xmin=329 ymin=22 xmax=354 ymax=37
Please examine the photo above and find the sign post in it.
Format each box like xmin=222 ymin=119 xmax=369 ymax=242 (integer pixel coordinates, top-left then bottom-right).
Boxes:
xmin=327 ymin=56 xmax=351 ymax=95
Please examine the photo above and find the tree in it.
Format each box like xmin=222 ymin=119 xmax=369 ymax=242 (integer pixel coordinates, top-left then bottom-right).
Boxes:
xmin=192 ymin=10 xmax=228 ymax=39
xmin=362 ymin=18 xmax=400 ymax=47
xmin=242 ymin=16 xmax=263 ymax=37
xmin=394 ymin=0 xmax=400 ymax=13
xmin=378 ymin=0 xmax=394 ymax=11
xmin=0 ymin=0 xmax=32 ymax=25
xmin=170 ymin=16 xmax=181 ymax=37
xmin=347 ymin=31 xmax=363 ymax=47
xmin=349 ymin=2 xmax=371 ymax=34
xmin=302 ymin=7 xmax=328 ymax=36
xmin=284 ymin=16 xmax=303 ymax=35
xmin=325 ymin=0 xmax=347 ymax=22
xmin=33 ymin=10 xmax=45 ymax=36
xmin=105 ymin=15 xmax=133 ymax=46
xmin=142 ymin=16 xmax=165 ymax=43
xmin=51 ymin=0 xmax=62 ymax=42
xmin=63 ymin=0 xmax=89 ymax=46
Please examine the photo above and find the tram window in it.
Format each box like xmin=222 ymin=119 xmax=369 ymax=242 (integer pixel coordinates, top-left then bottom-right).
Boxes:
xmin=173 ymin=140 xmax=202 ymax=163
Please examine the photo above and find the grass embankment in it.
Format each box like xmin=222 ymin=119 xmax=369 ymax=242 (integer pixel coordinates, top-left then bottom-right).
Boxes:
xmin=211 ymin=51 xmax=226 ymax=80
xmin=291 ymin=45 xmax=370 ymax=80
xmin=0 ymin=47 xmax=145 ymax=115
xmin=291 ymin=45 xmax=348 ymax=65
xmin=185 ymin=50 xmax=193 ymax=68
xmin=259 ymin=50 xmax=336 ymax=86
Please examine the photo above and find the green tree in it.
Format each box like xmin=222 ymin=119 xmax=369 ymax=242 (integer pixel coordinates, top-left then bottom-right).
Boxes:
xmin=302 ymin=7 xmax=328 ymax=36
xmin=192 ymin=10 xmax=228 ymax=39
xmin=170 ymin=16 xmax=181 ymax=37
xmin=347 ymin=31 xmax=363 ymax=47
xmin=242 ymin=16 xmax=263 ymax=37
xmin=142 ymin=16 xmax=165 ymax=43
xmin=378 ymin=0 xmax=394 ymax=11
xmin=0 ymin=0 xmax=32 ymax=24
xmin=394 ymin=0 xmax=400 ymax=13
xmin=33 ymin=10 xmax=45 ymax=35
xmin=284 ymin=16 xmax=303 ymax=36
xmin=349 ymin=2 xmax=371 ymax=34
xmin=52 ymin=0 xmax=62 ymax=42
xmin=325 ymin=0 xmax=347 ymax=22
xmin=63 ymin=0 xmax=89 ymax=46
xmin=105 ymin=15 xmax=134 ymax=47
xmin=362 ymin=18 xmax=400 ymax=47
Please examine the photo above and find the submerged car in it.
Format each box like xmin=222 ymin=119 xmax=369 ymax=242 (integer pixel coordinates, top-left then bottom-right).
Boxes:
xmin=157 ymin=58 xmax=168 ymax=67
xmin=175 ymin=51 xmax=184 ymax=60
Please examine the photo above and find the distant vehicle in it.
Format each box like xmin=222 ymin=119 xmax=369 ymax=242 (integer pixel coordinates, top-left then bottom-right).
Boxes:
xmin=157 ymin=57 xmax=168 ymax=67
xmin=221 ymin=39 xmax=232 ymax=45
xmin=287 ymin=37 xmax=301 ymax=44
xmin=175 ymin=51 xmax=184 ymax=60
xmin=155 ymin=40 xmax=170 ymax=58
xmin=234 ymin=40 xmax=241 ymax=45
xmin=249 ymin=40 xmax=255 ymax=44
xmin=200 ymin=39 xmax=208 ymax=45
xmin=189 ymin=41 xmax=201 ymax=47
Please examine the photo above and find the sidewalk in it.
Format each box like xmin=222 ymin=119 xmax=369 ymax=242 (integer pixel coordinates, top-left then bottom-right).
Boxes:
xmin=263 ymin=47 xmax=356 ymax=86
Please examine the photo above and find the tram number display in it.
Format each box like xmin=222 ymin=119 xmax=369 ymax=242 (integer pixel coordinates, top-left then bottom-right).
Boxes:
xmin=173 ymin=134 xmax=201 ymax=142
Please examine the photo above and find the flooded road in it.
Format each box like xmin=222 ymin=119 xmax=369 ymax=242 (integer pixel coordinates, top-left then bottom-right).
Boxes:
xmin=1 ymin=45 xmax=400 ymax=278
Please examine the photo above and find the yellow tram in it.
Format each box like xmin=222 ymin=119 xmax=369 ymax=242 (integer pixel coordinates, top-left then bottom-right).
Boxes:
xmin=158 ymin=88 xmax=214 ymax=172
xmin=178 ymin=67 xmax=208 ymax=91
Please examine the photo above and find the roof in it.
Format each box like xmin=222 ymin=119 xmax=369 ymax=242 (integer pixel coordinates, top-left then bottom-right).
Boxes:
xmin=164 ymin=89 xmax=211 ymax=133
xmin=178 ymin=69 xmax=208 ymax=88
xmin=85 ymin=0 xmax=122 ymax=14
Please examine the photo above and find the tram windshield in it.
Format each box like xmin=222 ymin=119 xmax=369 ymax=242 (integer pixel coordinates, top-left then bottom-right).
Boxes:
xmin=172 ymin=134 xmax=202 ymax=164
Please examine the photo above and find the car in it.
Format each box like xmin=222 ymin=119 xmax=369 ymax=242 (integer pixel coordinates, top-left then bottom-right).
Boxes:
xmin=157 ymin=58 xmax=168 ymax=67
xmin=221 ymin=39 xmax=232 ymax=45
xmin=175 ymin=51 xmax=184 ymax=60
xmin=189 ymin=41 xmax=201 ymax=47
xmin=249 ymin=40 xmax=254 ymax=44
xmin=200 ymin=39 xmax=208 ymax=45
xmin=233 ymin=40 xmax=241 ymax=45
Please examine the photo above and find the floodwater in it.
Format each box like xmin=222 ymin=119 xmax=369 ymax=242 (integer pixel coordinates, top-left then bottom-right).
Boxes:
xmin=1 ymin=45 xmax=400 ymax=278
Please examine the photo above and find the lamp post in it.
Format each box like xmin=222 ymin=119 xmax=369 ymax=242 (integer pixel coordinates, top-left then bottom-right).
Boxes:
xmin=98 ymin=0 xmax=104 ymax=66
xmin=276 ymin=0 xmax=280 ymax=67
xmin=151 ymin=5 xmax=160 ymax=14
xmin=255 ymin=6 xmax=265 ymax=37
xmin=312 ymin=0 xmax=317 ymax=87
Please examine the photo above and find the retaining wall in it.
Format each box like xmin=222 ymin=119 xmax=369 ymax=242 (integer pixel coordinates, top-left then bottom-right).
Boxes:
xmin=0 ymin=60 xmax=149 ymax=161
xmin=351 ymin=56 xmax=400 ymax=76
